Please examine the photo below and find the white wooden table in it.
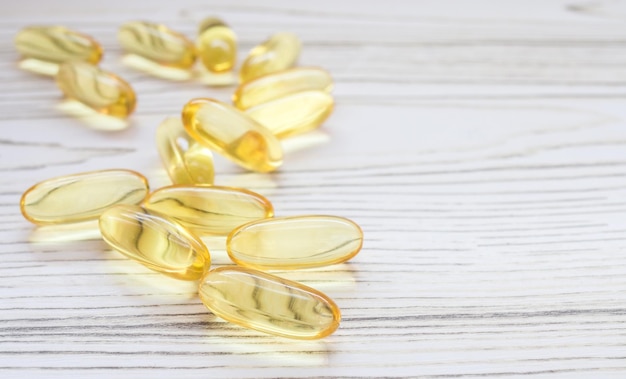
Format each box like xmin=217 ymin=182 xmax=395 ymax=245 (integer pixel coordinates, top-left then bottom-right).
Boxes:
xmin=2 ymin=0 xmax=626 ymax=377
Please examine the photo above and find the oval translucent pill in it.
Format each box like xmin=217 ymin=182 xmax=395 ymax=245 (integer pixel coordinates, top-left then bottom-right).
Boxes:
xmin=118 ymin=21 xmax=196 ymax=69
xmin=197 ymin=17 xmax=236 ymax=73
xmin=20 ymin=169 xmax=149 ymax=226
xmin=144 ymin=185 xmax=273 ymax=236
xmin=246 ymin=91 xmax=334 ymax=139
xmin=239 ymin=32 xmax=301 ymax=83
xmin=156 ymin=117 xmax=214 ymax=185
xmin=56 ymin=61 xmax=136 ymax=118
xmin=227 ymin=215 xmax=363 ymax=270
xmin=14 ymin=26 xmax=103 ymax=66
xmin=182 ymin=98 xmax=283 ymax=173
xmin=99 ymin=205 xmax=209 ymax=281
xmin=233 ymin=67 xmax=333 ymax=110
xmin=199 ymin=266 xmax=340 ymax=339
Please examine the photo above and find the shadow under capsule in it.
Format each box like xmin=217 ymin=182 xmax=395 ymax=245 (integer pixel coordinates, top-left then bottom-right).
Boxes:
xmin=194 ymin=66 xmax=238 ymax=87
xmin=270 ymin=263 xmax=358 ymax=292
xmin=281 ymin=129 xmax=331 ymax=154
xmin=121 ymin=54 xmax=193 ymax=81
xmin=28 ymin=219 xmax=102 ymax=243
xmin=18 ymin=58 xmax=60 ymax=76
xmin=55 ymin=99 xmax=131 ymax=131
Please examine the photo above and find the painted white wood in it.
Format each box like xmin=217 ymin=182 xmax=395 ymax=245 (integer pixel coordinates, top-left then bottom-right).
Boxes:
xmin=1 ymin=0 xmax=626 ymax=377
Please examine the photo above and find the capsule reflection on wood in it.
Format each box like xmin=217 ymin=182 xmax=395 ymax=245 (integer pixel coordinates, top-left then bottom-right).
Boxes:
xmin=20 ymin=169 xmax=149 ymax=226
xmin=143 ymin=185 xmax=273 ymax=236
xmin=233 ymin=67 xmax=333 ymax=110
xmin=227 ymin=215 xmax=363 ymax=270
xmin=245 ymin=91 xmax=334 ymax=139
xmin=239 ymin=32 xmax=301 ymax=83
xmin=99 ymin=205 xmax=210 ymax=281
xmin=55 ymin=61 xmax=136 ymax=118
xmin=198 ymin=266 xmax=341 ymax=339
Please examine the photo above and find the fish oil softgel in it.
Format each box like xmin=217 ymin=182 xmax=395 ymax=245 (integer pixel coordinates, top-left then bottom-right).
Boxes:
xmin=198 ymin=266 xmax=340 ymax=339
xmin=227 ymin=215 xmax=363 ymax=270
xmin=239 ymin=32 xmax=301 ymax=83
xmin=14 ymin=26 xmax=103 ymax=74
xmin=99 ymin=204 xmax=210 ymax=281
xmin=156 ymin=117 xmax=215 ymax=185
xmin=182 ymin=98 xmax=283 ymax=173
xmin=20 ymin=169 xmax=149 ymax=225
xmin=233 ymin=67 xmax=333 ymax=110
xmin=56 ymin=61 xmax=137 ymax=118
xmin=118 ymin=21 xmax=196 ymax=69
xmin=197 ymin=17 xmax=236 ymax=73
xmin=144 ymin=185 xmax=273 ymax=236
xmin=246 ymin=91 xmax=334 ymax=139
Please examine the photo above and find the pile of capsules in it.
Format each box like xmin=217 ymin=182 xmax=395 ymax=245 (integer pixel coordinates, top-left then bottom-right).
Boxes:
xmin=15 ymin=18 xmax=362 ymax=340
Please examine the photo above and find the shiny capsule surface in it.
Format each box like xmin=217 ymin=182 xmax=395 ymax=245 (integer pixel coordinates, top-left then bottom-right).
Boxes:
xmin=144 ymin=185 xmax=273 ymax=236
xmin=14 ymin=26 xmax=102 ymax=66
xmin=227 ymin=215 xmax=363 ymax=270
xmin=239 ymin=32 xmax=301 ymax=83
xmin=199 ymin=266 xmax=340 ymax=339
xmin=99 ymin=205 xmax=209 ymax=281
xmin=118 ymin=21 xmax=196 ymax=69
xmin=233 ymin=67 xmax=333 ymax=110
xmin=156 ymin=117 xmax=214 ymax=185
xmin=197 ymin=17 xmax=236 ymax=73
xmin=56 ymin=61 xmax=136 ymax=118
xmin=182 ymin=98 xmax=283 ymax=173
xmin=246 ymin=91 xmax=334 ymax=139
xmin=20 ymin=169 xmax=149 ymax=226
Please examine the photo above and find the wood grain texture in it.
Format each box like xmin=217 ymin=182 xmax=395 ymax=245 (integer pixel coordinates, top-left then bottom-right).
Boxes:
xmin=2 ymin=0 xmax=626 ymax=377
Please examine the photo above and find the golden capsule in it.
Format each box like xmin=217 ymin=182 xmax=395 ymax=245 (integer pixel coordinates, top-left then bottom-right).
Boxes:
xmin=182 ymin=98 xmax=283 ymax=173
xmin=99 ymin=205 xmax=209 ymax=281
xmin=55 ymin=61 xmax=136 ymax=118
xmin=14 ymin=26 xmax=103 ymax=69
xmin=233 ymin=67 xmax=333 ymax=110
xmin=246 ymin=91 xmax=334 ymax=139
xmin=118 ymin=21 xmax=196 ymax=69
xmin=144 ymin=185 xmax=273 ymax=236
xmin=196 ymin=17 xmax=236 ymax=73
xmin=227 ymin=215 xmax=362 ymax=270
xmin=156 ymin=117 xmax=214 ymax=185
xmin=239 ymin=32 xmax=301 ymax=83
xmin=20 ymin=169 xmax=149 ymax=226
xmin=198 ymin=266 xmax=340 ymax=339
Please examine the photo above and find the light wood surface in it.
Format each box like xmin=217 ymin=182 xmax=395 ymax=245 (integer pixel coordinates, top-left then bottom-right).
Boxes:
xmin=2 ymin=0 xmax=626 ymax=377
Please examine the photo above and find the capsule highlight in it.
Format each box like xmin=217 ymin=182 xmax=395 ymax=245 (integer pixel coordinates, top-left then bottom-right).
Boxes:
xmin=233 ymin=67 xmax=333 ymax=110
xmin=20 ymin=169 xmax=149 ymax=225
xmin=239 ymin=32 xmax=301 ymax=83
xmin=56 ymin=61 xmax=136 ymax=118
xmin=143 ymin=185 xmax=273 ymax=236
xmin=99 ymin=205 xmax=210 ymax=281
xmin=246 ymin=91 xmax=334 ymax=139
xmin=198 ymin=266 xmax=341 ymax=339
xmin=118 ymin=21 xmax=196 ymax=69
xmin=227 ymin=215 xmax=363 ymax=270
xmin=182 ymin=98 xmax=283 ymax=173
xmin=197 ymin=17 xmax=236 ymax=73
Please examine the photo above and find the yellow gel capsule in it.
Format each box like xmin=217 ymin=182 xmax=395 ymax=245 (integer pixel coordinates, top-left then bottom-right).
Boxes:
xmin=118 ymin=21 xmax=196 ymax=69
xmin=239 ymin=32 xmax=301 ymax=83
xmin=182 ymin=98 xmax=283 ymax=173
xmin=233 ymin=67 xmax=333 ymax=110
xmin=56 ymin=61 xmax=136 ymax=118
xmin=156 ymin=117 xmax=214 ymax=185
xmin=14 ymin=26 xmax=103 ymax=67
xmin=99 ymin=205 xmax=209 ymax=281
xmin=143 ymin=185 xmax=273 ymax=236
xmin=198 ymin=266 xmax=340 ymax=339
xmin=227 ymin=215 xmax=363 ymax=270
xmin=245 ymin=91 xmax=334 ymax=139
xmin=197 ymin=17 xmax=236 ymax=73
xmin=20 ymin=169 xmax=149 ymax=226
